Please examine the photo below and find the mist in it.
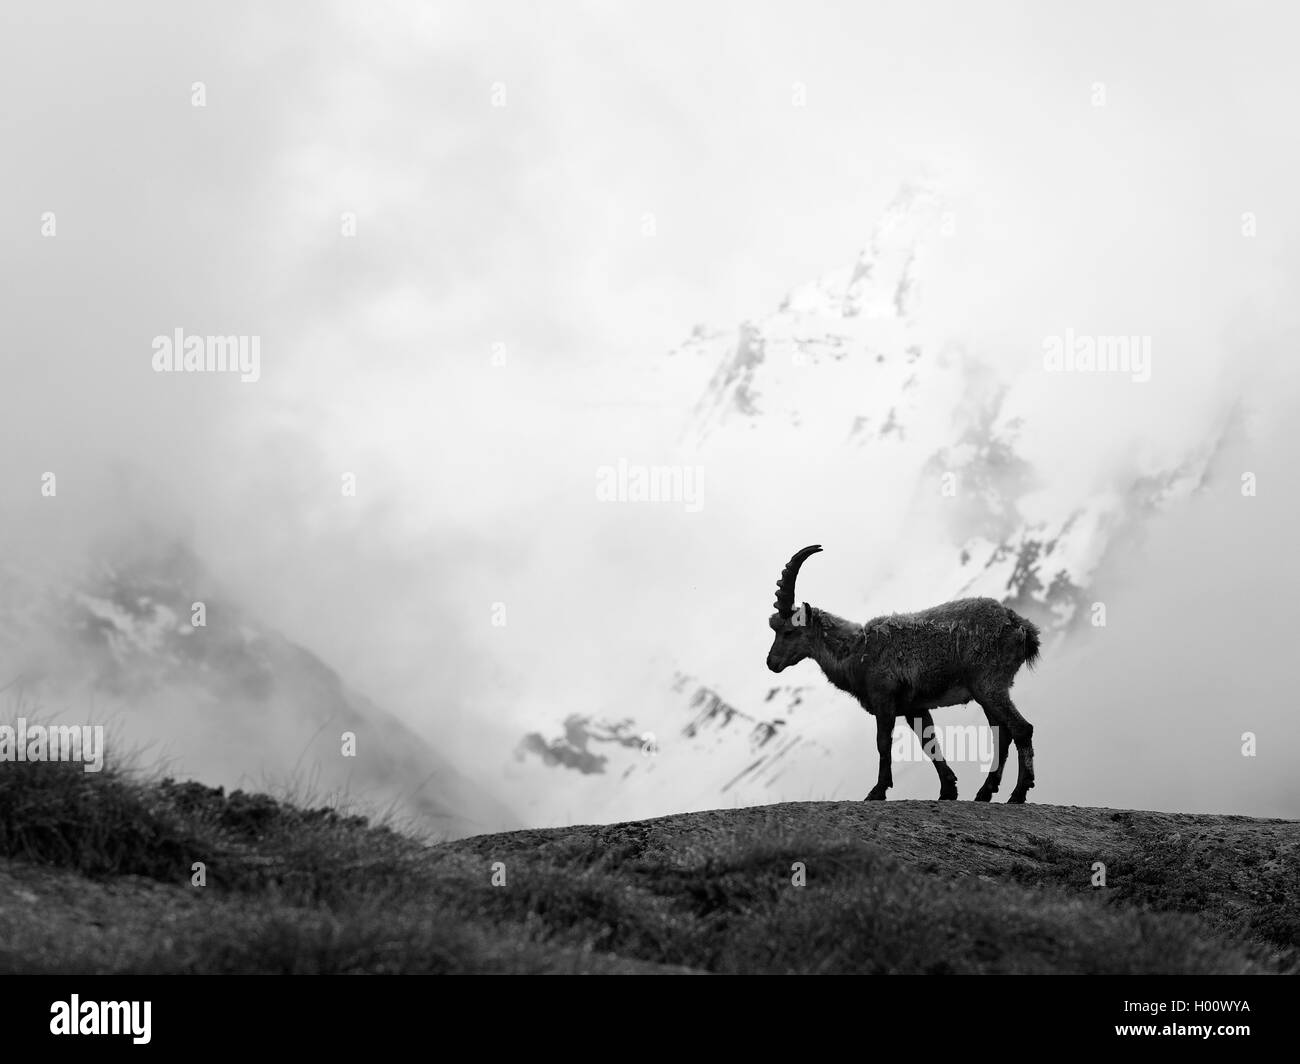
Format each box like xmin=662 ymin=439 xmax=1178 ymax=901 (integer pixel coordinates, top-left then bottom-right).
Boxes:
xmin=1029 ymin=394 xmax=1300 ymax=817
xmin=2 ymin=1 xmax=1298 ymax=822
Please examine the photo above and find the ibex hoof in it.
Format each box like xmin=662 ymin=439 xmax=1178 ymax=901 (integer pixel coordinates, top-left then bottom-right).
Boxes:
xmin=864 ymin=787 xmax=888 ymax=801
xmin=1007 ymin=792 xmax=1029 ymax=804
xmin=939 ymin=787 xmax=958 ymax=801
xmin=973 ymin=789 xmax=994 ymax=802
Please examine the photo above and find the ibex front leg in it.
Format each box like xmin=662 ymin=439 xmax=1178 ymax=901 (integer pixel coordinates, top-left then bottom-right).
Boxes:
xmin=910 ymin=709 xmax=958 ymax=800
xmin=864 ymin=706 xmax=896 ymax=801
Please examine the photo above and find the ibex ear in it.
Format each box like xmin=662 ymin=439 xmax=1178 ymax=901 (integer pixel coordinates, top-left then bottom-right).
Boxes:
xmin=802 ymin=603 xmax=817 ymax=628
xmin=792 ymin=603 xmax=815 ymax=628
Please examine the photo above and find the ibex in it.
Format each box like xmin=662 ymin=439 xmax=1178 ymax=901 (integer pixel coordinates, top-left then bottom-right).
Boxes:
xmin=766 ymin=545 xmax=1040 ymax=802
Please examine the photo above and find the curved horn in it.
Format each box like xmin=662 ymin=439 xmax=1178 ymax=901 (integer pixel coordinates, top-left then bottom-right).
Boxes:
xmin=773 ymin=544 xmax=823 ymax=617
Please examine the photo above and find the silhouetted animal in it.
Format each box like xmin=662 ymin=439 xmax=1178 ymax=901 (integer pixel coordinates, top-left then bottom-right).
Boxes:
xmin=766 ymin=545 xmax=1040 ymax=802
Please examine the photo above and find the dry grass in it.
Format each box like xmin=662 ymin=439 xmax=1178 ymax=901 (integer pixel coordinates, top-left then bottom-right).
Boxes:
xmin=1 ymin=736 xmax=1296 ymax=974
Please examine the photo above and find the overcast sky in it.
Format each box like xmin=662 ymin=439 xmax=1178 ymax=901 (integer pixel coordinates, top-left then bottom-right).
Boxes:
xmin=2 ymin=1 xmax=1298 ymax=815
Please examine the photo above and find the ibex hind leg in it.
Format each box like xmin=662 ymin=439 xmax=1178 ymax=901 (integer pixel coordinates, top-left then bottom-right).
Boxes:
xmin=973 ymin=687 xmax=1034 ymax=803
xmin=974 ymin=708 xmax=1012 ymax=802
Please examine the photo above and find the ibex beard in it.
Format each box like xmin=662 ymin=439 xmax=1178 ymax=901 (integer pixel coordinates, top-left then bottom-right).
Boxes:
xmin=767 ymin=545 xmax=1041 ymax=803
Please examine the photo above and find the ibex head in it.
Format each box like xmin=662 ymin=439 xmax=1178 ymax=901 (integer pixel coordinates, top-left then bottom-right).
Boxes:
xmin=766 ymin=544 xmax=823 ymax=672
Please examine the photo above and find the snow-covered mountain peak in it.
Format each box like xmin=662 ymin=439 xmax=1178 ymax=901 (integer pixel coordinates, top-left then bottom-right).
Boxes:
xmin=511 ymin=182 xmax=1232 ymax=828
xmin=0 ymin=533 xmax=518 ymax=839
xmin=669 ymin=184 xmax=959 ymax=454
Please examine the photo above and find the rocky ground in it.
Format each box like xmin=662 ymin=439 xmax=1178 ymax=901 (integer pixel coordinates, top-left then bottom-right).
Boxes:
xmin=2 ymin=752 xmax=1297 ymax=974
